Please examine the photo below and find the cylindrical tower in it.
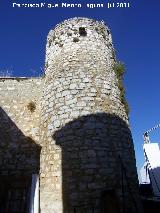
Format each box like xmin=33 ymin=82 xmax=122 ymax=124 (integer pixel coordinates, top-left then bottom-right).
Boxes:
xmin=40 ymin=18 xmax=141 ymax=213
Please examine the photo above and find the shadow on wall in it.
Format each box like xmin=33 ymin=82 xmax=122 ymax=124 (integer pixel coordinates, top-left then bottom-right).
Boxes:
xmin=53 ymin=112 xmax=138 ymax=213
xmin=0 ymin=107 xmax=41 ymax=212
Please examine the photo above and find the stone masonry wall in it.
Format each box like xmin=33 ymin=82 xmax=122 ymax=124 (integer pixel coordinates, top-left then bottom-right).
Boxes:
xmin=0 ymin=78 xmax=43 ymax=175
xmin=40 ymin=18 xmax=141 ymax=213
xmin=0 ymin=17 xmax=142 ymax=213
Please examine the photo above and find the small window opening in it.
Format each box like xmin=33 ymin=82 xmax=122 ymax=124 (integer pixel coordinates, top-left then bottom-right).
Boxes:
xmin=79 ymin=27 xmax=87 ymax=36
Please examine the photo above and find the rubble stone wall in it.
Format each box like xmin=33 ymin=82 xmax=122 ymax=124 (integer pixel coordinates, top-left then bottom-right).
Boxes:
xmin=0 ymin=17 xmax=142 ymax=213
xmin=0 ymin=78 xmax=43 ymax=175
xmin=40 ymin=18 xmax=141 ymax=213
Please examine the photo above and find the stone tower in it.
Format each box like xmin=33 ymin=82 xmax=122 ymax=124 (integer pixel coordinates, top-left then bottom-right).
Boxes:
xmin=40 ymin=18 xmax=141 ymax=213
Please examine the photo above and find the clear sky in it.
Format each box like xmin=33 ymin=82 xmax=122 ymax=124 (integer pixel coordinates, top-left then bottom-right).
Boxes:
xmin=0 ymin=0 xmax=160 ymax=179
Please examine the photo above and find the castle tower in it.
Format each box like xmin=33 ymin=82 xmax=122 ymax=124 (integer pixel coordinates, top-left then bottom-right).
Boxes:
xmin=40 ymin=18 xmax=141 ymax=213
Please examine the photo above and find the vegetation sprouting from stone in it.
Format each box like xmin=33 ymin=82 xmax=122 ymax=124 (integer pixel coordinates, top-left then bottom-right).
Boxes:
xmin=45 ymin=61 xmax=48 ymax=69
xmin=27 ymin=101 xmax=36 ymax=112
xmin=114 ymin=61 xmax=130 ymax=115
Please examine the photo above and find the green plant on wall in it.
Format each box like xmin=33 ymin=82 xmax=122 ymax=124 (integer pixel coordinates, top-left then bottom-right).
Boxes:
xmin=27 ymin=101 xmax=36 ymax=113
xmin=114 ymin=61 xmax=130 ymax=115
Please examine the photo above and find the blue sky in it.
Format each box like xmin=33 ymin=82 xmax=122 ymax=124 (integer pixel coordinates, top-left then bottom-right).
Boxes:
xmin=0 ymin=0 xmax=160 ymax=178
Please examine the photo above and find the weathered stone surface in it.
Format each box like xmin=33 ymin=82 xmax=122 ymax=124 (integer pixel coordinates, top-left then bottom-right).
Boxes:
xmin=40 ymin=17 xmax=142 ymax=213
xmin=0 ymin=78 xmax=42 ymax=178
xmin=0 ymin=17 xmax=142 ymax=213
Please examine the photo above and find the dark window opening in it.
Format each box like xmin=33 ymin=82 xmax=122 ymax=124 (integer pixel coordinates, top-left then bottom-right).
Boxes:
xmin=79 ymin=27 xmax=87 ymax=36
xmin=0 ymin=176 xmax=31 ymax=213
